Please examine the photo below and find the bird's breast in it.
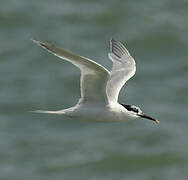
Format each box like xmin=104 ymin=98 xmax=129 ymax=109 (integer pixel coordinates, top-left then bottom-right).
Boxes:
xmin=66 ymin=103 xmax=136 ymax=122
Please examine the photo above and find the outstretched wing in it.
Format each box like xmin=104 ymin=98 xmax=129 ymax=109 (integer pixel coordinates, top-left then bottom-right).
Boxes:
xmin=33 ymin=40 xmax=110 ymax=104
xmin=106 ymin=38 xmax=136 ymax=103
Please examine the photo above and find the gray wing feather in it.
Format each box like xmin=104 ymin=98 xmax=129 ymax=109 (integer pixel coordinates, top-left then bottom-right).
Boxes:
xmin=107 ymin=38 xmax=136 ymax=103
xmin=33 ymin=40 xmax=110 ymax=104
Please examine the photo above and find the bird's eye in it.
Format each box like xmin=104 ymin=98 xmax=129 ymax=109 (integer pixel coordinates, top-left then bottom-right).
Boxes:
xmin=131 ymin=106 xmax=141 ymax=113
xmin=133 ymin=108 xmax=139 ymax=113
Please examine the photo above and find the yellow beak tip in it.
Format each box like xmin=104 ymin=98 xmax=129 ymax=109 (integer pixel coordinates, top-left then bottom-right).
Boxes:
xmin=155 ymin=120 xmax=159 ymax=124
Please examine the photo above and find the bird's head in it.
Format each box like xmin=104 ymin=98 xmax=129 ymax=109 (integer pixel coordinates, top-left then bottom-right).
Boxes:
xmin=121 ymin=104 xmax=159 ymax=124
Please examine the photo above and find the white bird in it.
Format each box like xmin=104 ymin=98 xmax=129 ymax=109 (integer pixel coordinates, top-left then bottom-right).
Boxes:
xmin=32 ymin=38 xmax=159 ymax=123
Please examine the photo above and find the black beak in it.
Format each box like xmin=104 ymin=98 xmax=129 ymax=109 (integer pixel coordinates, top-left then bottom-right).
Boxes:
xmin=138 ymin=114 xmax=159 ymax=124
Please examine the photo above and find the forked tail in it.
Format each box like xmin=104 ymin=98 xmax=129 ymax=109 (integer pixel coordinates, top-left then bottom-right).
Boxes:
xmin=31 ymin=110 xmax=65 ymax=114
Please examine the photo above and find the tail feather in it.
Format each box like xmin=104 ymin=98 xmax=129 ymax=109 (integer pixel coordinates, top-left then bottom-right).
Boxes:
xmin=31 ymin=110 xmax=64 ymax=114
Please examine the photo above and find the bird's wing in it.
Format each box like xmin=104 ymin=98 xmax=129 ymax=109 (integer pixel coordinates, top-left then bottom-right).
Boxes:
xmin=33 ymin=40 xmax=110 ymax=104
xmin=106 ymin=38 xmax=136 ymax=103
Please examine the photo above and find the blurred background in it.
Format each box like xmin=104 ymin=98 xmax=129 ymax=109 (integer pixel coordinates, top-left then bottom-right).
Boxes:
xmin=0 ymin=0 xmax=188 ymax=179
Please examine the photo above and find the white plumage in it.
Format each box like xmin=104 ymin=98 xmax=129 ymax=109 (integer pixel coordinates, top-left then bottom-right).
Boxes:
xmin=33 ymin=38 xmax=158 ymax=123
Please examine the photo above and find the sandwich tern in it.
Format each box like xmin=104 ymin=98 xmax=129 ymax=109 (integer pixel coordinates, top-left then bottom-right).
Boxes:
xmin=33 ymin=38 xmax=159 ymax=123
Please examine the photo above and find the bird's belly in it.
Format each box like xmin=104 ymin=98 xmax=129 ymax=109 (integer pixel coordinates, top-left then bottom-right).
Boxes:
xmin=64 ymin=104 xmax=135 ymax=122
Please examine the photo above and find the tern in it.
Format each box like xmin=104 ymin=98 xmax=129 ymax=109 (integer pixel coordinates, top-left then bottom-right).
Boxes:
xmin=33 ymin=38 xmax=159 ymax=124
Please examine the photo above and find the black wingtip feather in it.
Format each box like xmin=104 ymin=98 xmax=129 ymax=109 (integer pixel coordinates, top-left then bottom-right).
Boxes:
xmin=110 ymin=38 xmax=130 ymax=58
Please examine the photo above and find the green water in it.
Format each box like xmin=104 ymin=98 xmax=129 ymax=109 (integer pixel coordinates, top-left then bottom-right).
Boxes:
xmin=0 ymin=0 xmax=188 ymax=179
